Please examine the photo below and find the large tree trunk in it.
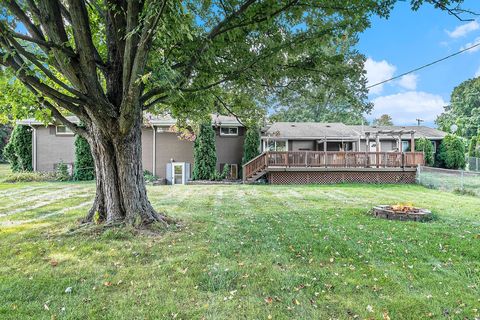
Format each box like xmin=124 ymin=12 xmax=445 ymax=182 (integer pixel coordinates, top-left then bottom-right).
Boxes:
xmin=82 ymin=116 xmax=171 ymax=227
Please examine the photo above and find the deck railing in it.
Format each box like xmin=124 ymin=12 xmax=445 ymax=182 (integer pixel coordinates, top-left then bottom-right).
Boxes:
xmin=243 ymin=151 xmax=424 ymax=180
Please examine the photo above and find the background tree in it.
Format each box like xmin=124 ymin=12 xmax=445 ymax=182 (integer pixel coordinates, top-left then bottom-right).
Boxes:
xmin=0 ymin=0 xmax=469 ymax=226
xmin=3 ymin=125 xmax=32 ymax=172
xmin=242 ymin=127 xmax=260 ymax=165
xmin=436 ymin=77 xmax=480 ymax=138
xmin=415 ymin=137 xmax=434 ymax=166
xmin=192 ymin=123 xmax=217 ymax=180
xmin=436 ymin=134 xmax=466 ymax=169
xmin=74 ymin=135 xmax=95 ymax=181
xmin=372 ymin=114 xmax=394 ymax=126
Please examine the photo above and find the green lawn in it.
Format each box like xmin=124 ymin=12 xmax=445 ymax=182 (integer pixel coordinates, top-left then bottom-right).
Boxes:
xmin=0 ymin=164 xmax=479 ymax=319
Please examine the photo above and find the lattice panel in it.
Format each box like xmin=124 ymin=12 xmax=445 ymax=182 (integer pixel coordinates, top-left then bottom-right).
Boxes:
xmin=268 ymin=171 xmax=416 ymax=185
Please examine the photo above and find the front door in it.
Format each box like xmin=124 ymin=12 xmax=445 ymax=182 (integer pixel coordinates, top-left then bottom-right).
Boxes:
xmin=172 ymin=162 xmax=185 ymax=185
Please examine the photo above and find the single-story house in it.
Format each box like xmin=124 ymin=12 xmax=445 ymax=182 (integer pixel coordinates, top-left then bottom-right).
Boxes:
xmin=261 ymin=122 xmax=446 ymax=153
xmin=18 ymin=114 xmax=245 ymax=184
xmin=17 ymin=116 xmax=447 ymax=185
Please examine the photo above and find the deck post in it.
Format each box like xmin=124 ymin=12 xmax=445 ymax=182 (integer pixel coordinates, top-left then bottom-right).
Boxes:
xmin=365 ymin=133 xmax=370 ymax=168
xmin=305 ymin=151 xmax=308 ymax=167
xmin=323 ymin=140 xmax=327 ymax=167
xmin=410 ymin=132 xmax=415 ymax=152
xmin=375 ymin=134 xmax=380 ymax=168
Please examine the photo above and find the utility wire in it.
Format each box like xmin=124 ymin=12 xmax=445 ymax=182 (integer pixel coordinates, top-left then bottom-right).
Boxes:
xmin=367 ymin=41 xmax=480 ymax=89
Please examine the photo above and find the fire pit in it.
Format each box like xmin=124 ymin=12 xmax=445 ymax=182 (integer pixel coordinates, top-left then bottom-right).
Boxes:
xmin=372 ymin=204 xmax=432 ymax=222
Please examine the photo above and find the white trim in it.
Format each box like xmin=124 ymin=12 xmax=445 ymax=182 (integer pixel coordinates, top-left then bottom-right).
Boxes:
xmin=219 ymin=126 xmax=239 ymax=136
xmin=171 ymin=162 xmax=186 ymax=185
xmin=263 ymin=139 xmax=288 ymax=152
xmin=55 ymin=125 xmax=74 ymax=136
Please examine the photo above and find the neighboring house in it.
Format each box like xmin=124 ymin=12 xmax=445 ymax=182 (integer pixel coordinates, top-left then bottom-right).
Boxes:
xmin=18 ymin=114 xmax=244 ymax=184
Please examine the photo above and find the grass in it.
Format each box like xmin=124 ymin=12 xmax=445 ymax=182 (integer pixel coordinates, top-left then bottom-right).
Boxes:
xmin=0 ymin=164 xmax=479 ymax=319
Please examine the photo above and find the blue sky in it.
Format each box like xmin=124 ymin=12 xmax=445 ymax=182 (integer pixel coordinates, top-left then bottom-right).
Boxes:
xmin=357 ymin=0 xmax=480 ymax=126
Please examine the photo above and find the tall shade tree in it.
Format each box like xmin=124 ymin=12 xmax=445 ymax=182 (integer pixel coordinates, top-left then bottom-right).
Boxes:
xmin=436 ymin=77 xmax=480 ymax=138
xmin=372 ymin=114 xmax=394 ymax=126
xmin=0 ymin=0 xmax=468 ymax=226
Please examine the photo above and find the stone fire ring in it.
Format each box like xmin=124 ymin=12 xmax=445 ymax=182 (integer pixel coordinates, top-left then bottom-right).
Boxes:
xmin=372 ymin=205 xmax=432 ymax=222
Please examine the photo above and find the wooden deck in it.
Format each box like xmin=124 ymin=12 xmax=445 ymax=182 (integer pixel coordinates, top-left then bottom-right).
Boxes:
xmin=243 ymin=151 xmax=425 ymax=183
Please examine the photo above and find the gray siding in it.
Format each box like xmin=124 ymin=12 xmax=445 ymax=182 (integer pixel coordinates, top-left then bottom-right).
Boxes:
xmin=215 ymin=126 xmax=244 ymax=169
xmin=35 ymin=126 xmax=75 ymax=172
xmin=141 ymin=127 xmax=154 ymax=173
xmin=155 ymin=131 xmax=194 ymax=180
xmin=290 ymin=140 xmax=315 ymax=151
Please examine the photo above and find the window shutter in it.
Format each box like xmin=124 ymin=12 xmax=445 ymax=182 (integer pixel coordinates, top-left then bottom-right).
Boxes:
xmin=166 ymin=163 xmax=172 ymax=185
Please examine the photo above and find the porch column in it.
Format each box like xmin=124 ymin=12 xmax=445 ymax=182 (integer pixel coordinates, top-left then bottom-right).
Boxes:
xmin=375 ymin=134 xmax=380 ymax=167
xmin=398 ymin=135 xmax=402 ymax=152
xmin=410 ymin=132 xmax=415 ymax=152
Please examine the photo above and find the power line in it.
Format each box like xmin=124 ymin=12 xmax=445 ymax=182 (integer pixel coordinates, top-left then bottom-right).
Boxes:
xmin=367 ymin=41 xmax=480 ymax=89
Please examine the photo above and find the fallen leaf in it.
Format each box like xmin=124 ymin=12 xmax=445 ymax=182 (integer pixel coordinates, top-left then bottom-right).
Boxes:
xmin=265 ymin=297 xmax=273 ymax=304
xmin=104 ymin=282 xmax=112 ymax=287
xmin=366 ymin=305 xmax=374 ymax=313
xmin=292 ymin=299 xmax=300 ymax=305
xmin=50 ymin=259 xmax=58 ymax=267
xmin=383 ymin=310 xmax=391 ymax=320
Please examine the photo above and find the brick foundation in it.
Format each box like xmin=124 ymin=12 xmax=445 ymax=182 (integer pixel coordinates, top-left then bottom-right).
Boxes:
xmin=268 ymin=171 xmax=416 ymax=184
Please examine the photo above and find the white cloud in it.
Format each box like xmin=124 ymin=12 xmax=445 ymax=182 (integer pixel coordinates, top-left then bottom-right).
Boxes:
xmin=460 ymin=36 xmax=480 ymax=53
xmin=364 ymin=58 xmax=396 ymax=95
xmin=372 ymin=91 xmax=447 ymax=124
xmin=475 ymin=65 xmax=480 ymax=77
xmin=446 ymin=20 xmax=479 ymax=38
xmin=397 ymin=74 xmax=418 ymax=90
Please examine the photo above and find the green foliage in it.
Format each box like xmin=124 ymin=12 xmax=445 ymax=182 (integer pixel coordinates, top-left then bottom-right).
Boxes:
xmin=415 ymin=138 xmax=435 ymax=166
xmin=4 ymin=125 xmax=32 ymax=172
xmin=143 ymin=170 xmax=158 ymax=183
xmin=372 ymin=114 xmax=394 ymax=126
xmin=436 ymin=77 xmax=480 ymax=138
xmin=221 ymin=164 xmax=230 ymax=180
xmin=55 ymin=162 xmax=71 ymax=181
xmin=192 ymin=123 xmax=217 ymax=180
xmin=242 ymin=127 xmax=260 ymax=165
xmin=271 ymin=98 xmax=369 ymax=125
xmin=2 ymin=171 xmax=56 ymax=183
xmin=436 ymin=134 xmax=466 ymax=169
xmin=0 ymin=124 xmax=12 ymax=163
xmin=73 ymin=135 xmax=95 ymax=181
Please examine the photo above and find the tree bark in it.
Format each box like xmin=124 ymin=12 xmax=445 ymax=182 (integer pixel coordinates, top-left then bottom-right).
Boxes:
xmin=82 ymin=115 xmax=171 ymax=227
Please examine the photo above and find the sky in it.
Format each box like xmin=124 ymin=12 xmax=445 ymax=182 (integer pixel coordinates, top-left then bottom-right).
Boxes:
xmin=357 ymin=0 xmax=480 ymax=126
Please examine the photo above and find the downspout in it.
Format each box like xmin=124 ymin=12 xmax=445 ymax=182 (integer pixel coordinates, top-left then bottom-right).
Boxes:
xmin=152 ymin=125 xmax=156 ymax=176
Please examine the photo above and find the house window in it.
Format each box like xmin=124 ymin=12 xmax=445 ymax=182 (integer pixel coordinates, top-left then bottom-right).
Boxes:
xmin=401 ymin=141 xmax=410 ymax=152
xmin=56 ymin=125 xmax=74 ymax=136
xmin=265 ymin=140 xmax=288 ymax=152
xmin=431 ymin=141 xmax=437 ymax=153
xmin=220 ymin=127 xmax=238 ymax=136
